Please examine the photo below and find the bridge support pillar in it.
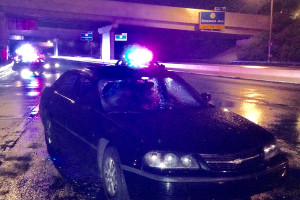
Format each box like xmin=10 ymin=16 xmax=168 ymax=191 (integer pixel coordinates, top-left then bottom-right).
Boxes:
xmin=98 ymin=24 xmax=118 ymax=60
xmin=0 ymin=12 xmax=8 ymax=62
xmin=54 ymin=38 xmax=59 ymax=56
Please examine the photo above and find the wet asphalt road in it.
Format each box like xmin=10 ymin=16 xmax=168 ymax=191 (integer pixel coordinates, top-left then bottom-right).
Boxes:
xmin=0 ymin=64 xmax=299 ymax=200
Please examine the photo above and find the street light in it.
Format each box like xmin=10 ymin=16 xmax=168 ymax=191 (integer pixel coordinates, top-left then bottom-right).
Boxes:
xmin=268 ymin=0 xmax=274 ymax=62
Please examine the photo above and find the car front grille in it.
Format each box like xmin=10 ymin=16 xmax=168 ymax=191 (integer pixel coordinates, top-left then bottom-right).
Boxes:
xmin=199 ymin=148 xmax=263 ymax=172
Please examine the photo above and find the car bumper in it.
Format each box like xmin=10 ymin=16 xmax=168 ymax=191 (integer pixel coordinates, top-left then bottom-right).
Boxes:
xmin=122 ymin=156 xmax=288 ymax=199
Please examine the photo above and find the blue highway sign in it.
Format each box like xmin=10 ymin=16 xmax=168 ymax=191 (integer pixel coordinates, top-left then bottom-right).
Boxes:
xmin=81 ymin=33 xmax=93 ymax=41
xmin=115 ymin=33 xmax=127 ymax=41
xmin=199 ymin=11 xmax=225 ymax=29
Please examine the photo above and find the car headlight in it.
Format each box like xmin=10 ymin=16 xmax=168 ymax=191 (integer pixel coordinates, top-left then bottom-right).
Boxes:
xmin=55 ymin=63 xmax=60 ymax=68
xmin=20 ymin=69 xmax=33 ymax=79
xmin=263 ymin=140 xmax=280 ymax=160
xmin=44 ymin=63 xmax=50 ymax=69
xmin=144 ymin=151 xmax=199 ymax=169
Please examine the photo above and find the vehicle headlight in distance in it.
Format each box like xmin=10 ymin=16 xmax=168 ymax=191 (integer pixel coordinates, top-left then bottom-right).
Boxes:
xmin=44 ymin=63 xmax=50 ymax=69
xmin=20 ymin=69 xmax=33 ymax=79
xmin=144 ymin=151 xmax=199 ymax=169
xmin=55 ymin=63 xmax=60 ymax=68
xmin=263 ymin=140 xmax=280 ymax=160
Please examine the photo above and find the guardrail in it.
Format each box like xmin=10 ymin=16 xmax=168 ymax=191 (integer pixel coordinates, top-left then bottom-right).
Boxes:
xmin=49 ymin=56 xmax=300 ymax=84
xmin=0 ymin=62 xmax=15 ymax=79
xmin=159 ymin=59 xmax=300 ymax=67
xmin=50 ymin=56 xmax=116 ymax=65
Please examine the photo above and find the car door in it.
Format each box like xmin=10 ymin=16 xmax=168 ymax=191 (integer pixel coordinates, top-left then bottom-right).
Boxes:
xmin=50 ymin=72 xmax=78 ymax=128
xmin=48 ymin=72 xmax=79 ymax=160
xmin=65 ymin=75 xmax=103 ymax=169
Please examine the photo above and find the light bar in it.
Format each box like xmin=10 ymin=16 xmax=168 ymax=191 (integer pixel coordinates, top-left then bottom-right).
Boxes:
xmin=123 ymin=45 xmax=153 ymax=68
xmin=15 ymin=44 xmax=38 ymax=62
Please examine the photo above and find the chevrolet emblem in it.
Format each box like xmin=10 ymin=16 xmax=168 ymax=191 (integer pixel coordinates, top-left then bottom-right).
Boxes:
xmin=232 ymin=159 xmax=243 ymax=164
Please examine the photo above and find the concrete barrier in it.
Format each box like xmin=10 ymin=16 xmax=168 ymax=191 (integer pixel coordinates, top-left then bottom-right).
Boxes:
xmin=163 ymin=63 xmax=300 ymax=84
xmin=164 ymin=63 xmax=300 ymax=78
xmin=50 ymin=56 xmax=300 ymax=84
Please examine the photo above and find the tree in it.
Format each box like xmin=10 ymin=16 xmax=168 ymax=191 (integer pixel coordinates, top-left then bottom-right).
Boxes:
xmin=237 ymin=0 xmax=300 ymax=62
xmin=275 ymin=20 xmax=300 ymax=62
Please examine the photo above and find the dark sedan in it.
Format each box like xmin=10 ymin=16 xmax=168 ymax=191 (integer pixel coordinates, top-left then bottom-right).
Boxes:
xmin=40 ymin=61 xmax=288 ymax=200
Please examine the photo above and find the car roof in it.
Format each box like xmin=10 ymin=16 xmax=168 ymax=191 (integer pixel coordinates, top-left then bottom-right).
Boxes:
xmin=69 ymin=64 xmax=174 ymax=81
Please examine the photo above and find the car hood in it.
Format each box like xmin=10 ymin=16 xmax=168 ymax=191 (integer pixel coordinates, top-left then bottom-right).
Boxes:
xmin=106 ymin=108 xmax=270 ymax=154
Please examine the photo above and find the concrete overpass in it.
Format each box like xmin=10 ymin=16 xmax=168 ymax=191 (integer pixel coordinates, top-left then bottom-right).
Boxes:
xmin=0 ymin=0 xmax=270 ymax=60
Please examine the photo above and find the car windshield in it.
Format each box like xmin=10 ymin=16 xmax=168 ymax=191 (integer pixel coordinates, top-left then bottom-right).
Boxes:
xmin=99 ymin=76 xmax=201 ymax=112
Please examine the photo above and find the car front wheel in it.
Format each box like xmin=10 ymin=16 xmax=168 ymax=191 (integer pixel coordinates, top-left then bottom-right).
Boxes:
xmin=100 ymin=146 xmax=129 ymax=200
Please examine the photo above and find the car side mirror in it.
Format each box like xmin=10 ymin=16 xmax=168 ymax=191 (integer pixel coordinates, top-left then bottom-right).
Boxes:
xmin=201 ymin=93 xmax=211 ymax=103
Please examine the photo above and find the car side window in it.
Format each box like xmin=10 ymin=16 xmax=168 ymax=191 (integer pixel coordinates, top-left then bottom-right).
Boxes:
xmin=164 ymin=77 xmax=200 ymax=107
xmin=55 ymin=73 xmax=78 ymax=98
xmin=76 ymin=76 xmax=99 ymax=106
xmin=99 ymin=78 xmax=161 ymax=112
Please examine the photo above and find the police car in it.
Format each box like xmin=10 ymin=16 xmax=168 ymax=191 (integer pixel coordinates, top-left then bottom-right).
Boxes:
xmin=12 ymin=44 xmax=60 ymax=79
xmin=40 ymin=46 xmax=288 ymax=200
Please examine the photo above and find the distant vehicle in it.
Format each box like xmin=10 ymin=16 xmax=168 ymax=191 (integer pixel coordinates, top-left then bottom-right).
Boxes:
xmin=40 ymin=47 xmax=288 ymax=200
xmin=13 ymin=57 xmax=45 ymax=78
xmin=42 ymin=61 xmax=60 ymax=73
xmin=11 ymin=43 xmax=59 ymax=79
xmin=12 ymin=44 xmax=44 ymax=78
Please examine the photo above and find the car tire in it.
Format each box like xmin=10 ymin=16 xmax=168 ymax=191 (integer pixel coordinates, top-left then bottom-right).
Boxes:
xmin=44 ymin=117 xmax=59 ymax=158
xmin=100 ymin=146 xmax=129 ymax=200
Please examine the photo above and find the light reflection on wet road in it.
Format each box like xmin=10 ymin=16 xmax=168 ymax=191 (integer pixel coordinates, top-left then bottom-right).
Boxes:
xmin=0 ymin=66 xmax=299 ymax=199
